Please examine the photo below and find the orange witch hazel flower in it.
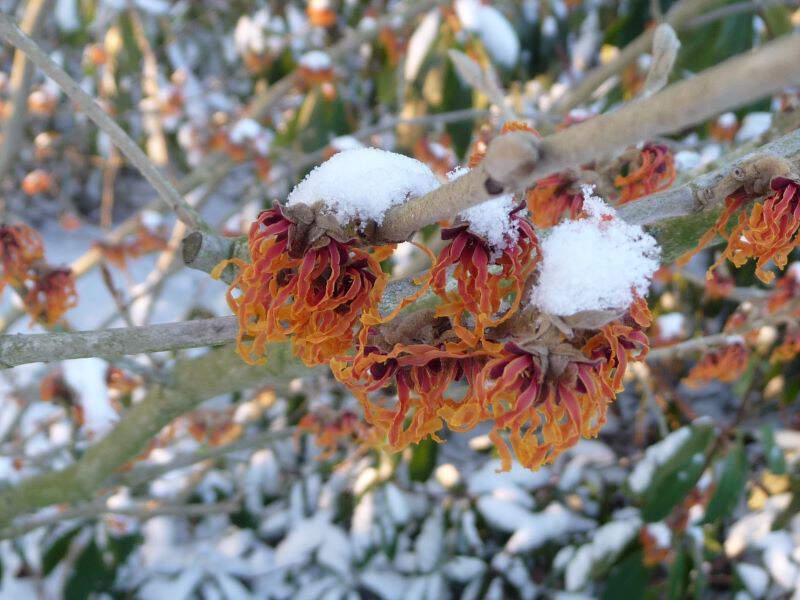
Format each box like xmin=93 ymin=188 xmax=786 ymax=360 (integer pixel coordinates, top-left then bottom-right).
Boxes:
xmin=771 ymin=327 xmax=800 ymax=363
xmin=467 ymin=299 xmax=650 ymax=471
xmin=0 ymin=223 xmax=44 ymax=289
xmin=715 ymin=177 xmax=800 ymax=283
xmin=431 ymin=204 xmax=540 ymax=345
xmin=296 ymin=409 xmax=380 ymax=459
xmin=683 ymin=340 xmax=749 ymax=388
xmin=615 ymin=142 xmax=676 ymax=204
xmin=218 ymin=206 xmax=392 ymax=366
xmin=767 ymin=263 xmax=800 ymax=313
xmin=524 ymin=173 xmax=585 ymax=228
xmin=24 ymin=268 xmax=78 ymax=326
xmin=333 ymin=335 xmax=483 ymax=450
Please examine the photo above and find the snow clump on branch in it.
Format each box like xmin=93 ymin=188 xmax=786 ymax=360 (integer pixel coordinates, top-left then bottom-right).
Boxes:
xmin=286 ymin=148 xmax=440 ymax=225
xmin=530 ymin=186 xmax=660 ymax=316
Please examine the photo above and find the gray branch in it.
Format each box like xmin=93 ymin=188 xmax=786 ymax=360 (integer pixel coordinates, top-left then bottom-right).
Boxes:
xmin=0 ymin=317 xmax=238 ymax=368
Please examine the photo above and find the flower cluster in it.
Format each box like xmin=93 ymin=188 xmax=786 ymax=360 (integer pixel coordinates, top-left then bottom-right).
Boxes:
xmin=615 ymin=143 xmax=676 ymax=205
xmin=430 ymin=213 xmax=539 ymax=346
xmin=296 ymin=409 xmax=379 ymax=459
xmin=521 ymin=143 xmax=676 ymax=228
xmin=680 ymin=177 xmax=800 ymax=284
xmin=1 ymin=223 xmax=77 ymax=325
xmin=218 ymin=206 xmax=393 ymax=366
xmin=525 ymin=173 xmax=585 ymax=228
xmin=1 ymin=223 xmax=44 ymax=290
xmin=682 ymin=341 xmax=750 ymax=388
xmin=771 ymin=327 xmax=800 ymax=363
xmin=226 ymin=130 xmax=658 ymax=470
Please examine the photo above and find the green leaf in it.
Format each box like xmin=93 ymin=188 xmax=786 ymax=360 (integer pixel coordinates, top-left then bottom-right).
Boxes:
xmin=440 ymin=58 xmax=474 ymax=159
xmin=64 ymin=541 xmax=115 ymax=600
xmin=761 ymin=425 xmax=787 ymax=475
xmin=703 ymin=439 xmax=747 ymax=523
xmin=761 ymin=4 xmax=794 ymax=37
xmin=666 ymin=548 xmax=691 ymax=600
xmin=408 ymin=437 xmax=438 ymax=482
xmin=677 ymin=10 xmax=753 ymax=74
xmin=637 ymin=419 xmax=715 ymax=522
xmin=601 ymin=550 xmax=650 ymax=600
xmin=107 ymin=533 xmax=142 ymax=565
xmin=42 ymin=527 xmax=82 ymax=576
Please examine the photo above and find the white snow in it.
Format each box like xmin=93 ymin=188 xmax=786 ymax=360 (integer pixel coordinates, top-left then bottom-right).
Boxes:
xmin=299 ymin=50 xmax=332 ymax=71
xmin=645 ymin=522 xmax=672 ymax=548
xmin=504 ymin=503 xmax=596 ymax=553
xmin=459 ymin=195 xmax=517 ymax=250
xmin=229 ymin=118 xmax=263 ymax=144
xmin=628 ymin=426 xmax=692 ymax=494
xmin=717 ymin=112 xmax=737 ymax=128
xmin=529 ymin=187 xmax=660 ymax=316
xmin=656 ymin=312 xmax=685 ymax=340
xmin=405 ymin=10 xmax=441 ymax=81
xmin=454 ymin=0 xmax=520 ymax=68
xmin=736 ymin=563 xmax=769 ymax=598
xmin=735 ymin=112 xmax=773 ymax=143
xmin=565 ymin=516 xmax=642 ymax=591
xmin=725 ymin=493 xmax=791 ymax=557
xmin=286 ymin=148 xmax=440 ymax=225
xmin=674 ymin=150 xmax=702 ymax=172
xmin=329 ymin=135 xmax=365 ymax=152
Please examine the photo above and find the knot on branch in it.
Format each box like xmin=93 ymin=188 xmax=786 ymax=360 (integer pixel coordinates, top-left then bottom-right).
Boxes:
xmin=281 ymin=203 xmax=357 ymax=257
xmin=370 ymin=309 xmax=453 ymax=351
xmin=482 ymin=131 xmax=541 ymax=196
xmin=731 ymin=153 xmax=794 ymax=196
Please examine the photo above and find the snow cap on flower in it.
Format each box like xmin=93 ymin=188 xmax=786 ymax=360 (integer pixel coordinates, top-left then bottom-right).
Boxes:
xmin=530 ymin=186 xmax=660 ymax=316
xmin=287 ymin=148 xmax=440 ymax=226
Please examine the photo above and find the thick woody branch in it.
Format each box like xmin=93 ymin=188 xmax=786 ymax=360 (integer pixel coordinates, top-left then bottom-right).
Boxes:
xmin=375 ymin=34 xmax=800 ymax=242
xmin=0 ymin=13 xmax=208 ymax=231
xmin=0 ymin=343 xmax=308 ymax=526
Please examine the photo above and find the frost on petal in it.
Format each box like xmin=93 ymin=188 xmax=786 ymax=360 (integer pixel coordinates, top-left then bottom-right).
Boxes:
xmin=287 ymin=148 xmax=440 ymax=225
xmin=530 ymin=187 xmax=660 ymax=316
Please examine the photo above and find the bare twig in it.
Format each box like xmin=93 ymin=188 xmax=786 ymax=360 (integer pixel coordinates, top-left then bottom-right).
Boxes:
xmin=685 ymin=0 xmax=797 ymax=30
xmin=0 ymin=343 xmax=308 ymax=526
xmin=0 ymin=13 xmax=208 ymax=231
xmin=553 ymin=0 xmax=725 ymax=113
xmin=647 ymin=333 xmax=746 ymax=361
xmin=0 ymin=0 xmax=51 ymax=191
xmin=0 ymin=496 xmax=243 ymax=540
xmin=0 ymin=317 xmax=237 ymax=368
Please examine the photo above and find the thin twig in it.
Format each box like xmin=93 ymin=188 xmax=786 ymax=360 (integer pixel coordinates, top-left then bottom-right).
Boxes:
xmin=0 ymin=13 xmax=208 ymax=231
xmin=552 ymin=0 xmax=725 ymax=113
xmin=0 ymin=317 xmax=237 ymax=368
xmin=0 ymin=0 xmax=51 ymax=194
xmin=0 ymin=343 xmax=309 ymax=526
